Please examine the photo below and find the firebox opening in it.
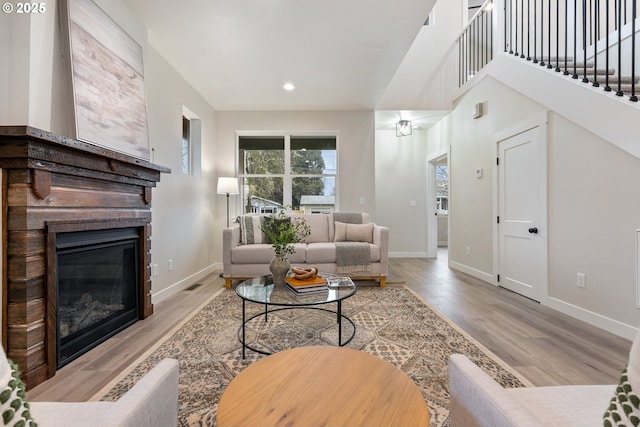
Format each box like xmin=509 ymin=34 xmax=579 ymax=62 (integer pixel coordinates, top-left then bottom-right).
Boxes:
xmin=56 ymin=227 xmax=140 ymax=368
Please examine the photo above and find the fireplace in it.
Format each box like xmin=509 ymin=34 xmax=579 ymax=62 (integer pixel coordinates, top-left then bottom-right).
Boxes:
xmin=0 ymin=126 xmax=169 ymax=388
xmin=55 ymin=227 xmax=140 ymax=368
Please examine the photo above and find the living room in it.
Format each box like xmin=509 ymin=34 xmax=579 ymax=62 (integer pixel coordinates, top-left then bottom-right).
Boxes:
xmin=2 ymin=0 xmax=640 ymax=424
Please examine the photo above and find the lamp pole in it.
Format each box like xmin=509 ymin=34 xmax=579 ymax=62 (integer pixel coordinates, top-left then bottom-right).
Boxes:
xmin=217 ymin=176 xmax=239 ymax=228
xmin=226 ymin=192 xmax=231 ymax=227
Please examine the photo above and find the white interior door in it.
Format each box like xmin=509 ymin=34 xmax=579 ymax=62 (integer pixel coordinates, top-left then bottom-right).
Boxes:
xmin=498 ymin=126 xmax=547 ymax=302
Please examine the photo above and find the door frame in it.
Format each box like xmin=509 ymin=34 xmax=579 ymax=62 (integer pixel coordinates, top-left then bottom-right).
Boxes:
xmin=492 ymin=111 xmax=549 ymax=304
xmin=427 ymin=150 xmax=450 ymax=259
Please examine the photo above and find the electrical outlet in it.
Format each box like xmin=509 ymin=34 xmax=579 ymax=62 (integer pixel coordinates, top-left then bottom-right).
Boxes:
xmin=466 ymin=246 xmax=471 ymax=256
xmin=577 ymin=273 xmax=586 ymax=288
xmin=168 ymin=259 xmax=174 ymax=271
xmin=152 ymin=264 xmax=159 ymax=277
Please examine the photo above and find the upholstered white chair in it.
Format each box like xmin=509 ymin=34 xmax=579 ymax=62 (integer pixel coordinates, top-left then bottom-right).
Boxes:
xmin=448 ymin=329 xmax=640 ymax=427
xmin=0 ymin=346 xmax=179 ymax=427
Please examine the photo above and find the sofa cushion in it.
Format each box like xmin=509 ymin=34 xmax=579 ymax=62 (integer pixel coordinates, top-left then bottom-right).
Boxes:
xmin=238 ymin=215 xmax=266 ymax=244
xmin=232 ymin=243 xmax=306 ymax=264
xmin=292 ymin=214 xmax=329 ymax=243
xmin=306 ymin=242 xmax=381 ymax=264
xmin=306 ymin=243 xmax=336 ymax=264
xmin=334 ymin=221 xmax=374 ymax=243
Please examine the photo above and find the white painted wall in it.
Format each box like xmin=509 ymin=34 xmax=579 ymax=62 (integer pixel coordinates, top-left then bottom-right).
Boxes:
xmin=142 ymin=46 xmax=218 ymax=303
xmin=0 ymin=2 xmax=71 ymax=132
xmin=375 ymin=129 xmax=429 ymax=257
xmin=430 ymin=77 xmax=545 ymax=277
xmin=430 ymin=75 xmax=640 ymax=338
xmin=1 ymin=11 xmax=35 ymax=126
xmin=377 ymin=0 xmax=466 ymax=110
xmin=0 ymin=12 xmax=13 ymax=123
xmin=547 ymin=114 xmax=640 ymax=336
xmin=89 ymin=0 xmax=219 ymax=302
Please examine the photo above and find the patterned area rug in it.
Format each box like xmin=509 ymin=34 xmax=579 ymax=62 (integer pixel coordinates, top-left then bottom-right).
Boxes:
xmin=97 ymin=286 xmax=528 ymax=426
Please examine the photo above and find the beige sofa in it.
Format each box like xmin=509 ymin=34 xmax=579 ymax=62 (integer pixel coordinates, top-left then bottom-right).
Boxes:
xmin=447 ymin=328 xmax=640 ymax=427
xmin=222 ymin=212 xmax=389 ymax=288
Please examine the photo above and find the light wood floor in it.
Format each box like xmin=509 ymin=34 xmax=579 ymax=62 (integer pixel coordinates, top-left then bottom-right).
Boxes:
xmin=29 ymin=251 xmax=631 ymax=401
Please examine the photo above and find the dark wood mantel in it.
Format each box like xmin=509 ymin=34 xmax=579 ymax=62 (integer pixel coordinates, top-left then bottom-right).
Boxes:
xmin=0 ymin=126 xmax=170 ymax=388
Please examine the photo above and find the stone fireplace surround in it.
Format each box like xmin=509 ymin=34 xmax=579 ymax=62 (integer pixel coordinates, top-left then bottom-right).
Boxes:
xmin=0 ymin=126 xmax=169 ymax=389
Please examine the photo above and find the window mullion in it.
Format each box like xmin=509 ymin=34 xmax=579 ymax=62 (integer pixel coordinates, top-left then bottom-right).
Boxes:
xmin=283 ymin=135 xmax=292 ymax=208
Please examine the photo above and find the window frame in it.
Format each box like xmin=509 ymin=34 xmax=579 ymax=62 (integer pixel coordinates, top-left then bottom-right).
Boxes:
xmin=236 ymin=131 xmax=338 ymax=214
xmin=182 ymin=106 xmax=202 ymax=177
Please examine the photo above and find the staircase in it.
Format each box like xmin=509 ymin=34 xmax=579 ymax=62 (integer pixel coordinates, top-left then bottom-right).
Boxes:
xmin=455 ymin=0 xmax=639 ymax=104
xmin=515 ymin=56 xmax=639 ymax=99
xmin=501 ymin=0 xmax=639 ymax=103
xmin=436 ymin=0 xmax=640 ymax=161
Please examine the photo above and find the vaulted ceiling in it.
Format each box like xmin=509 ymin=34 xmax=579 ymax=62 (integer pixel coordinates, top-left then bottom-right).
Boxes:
xmin=122 ymin=0 xmax=438 ymax=112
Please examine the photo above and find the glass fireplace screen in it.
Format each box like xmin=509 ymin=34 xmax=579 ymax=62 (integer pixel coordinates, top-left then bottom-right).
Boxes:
xmin=56 ymin=228 xmax=140 ymax=368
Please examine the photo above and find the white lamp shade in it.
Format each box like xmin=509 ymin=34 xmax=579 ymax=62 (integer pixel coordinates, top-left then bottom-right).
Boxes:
xmin=217 ymin=177 xmax=239 ymax=195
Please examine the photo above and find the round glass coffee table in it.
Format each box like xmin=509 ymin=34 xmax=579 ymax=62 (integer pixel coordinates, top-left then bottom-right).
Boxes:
xmin=235 ymin=274 xmax=357 ymax=358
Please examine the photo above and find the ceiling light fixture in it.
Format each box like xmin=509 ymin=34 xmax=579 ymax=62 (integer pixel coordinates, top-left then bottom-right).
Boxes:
xmin=396 ymin=120 xmax=412 ymax=137
xmin=283 ymin=83 xmax=295 ymax=91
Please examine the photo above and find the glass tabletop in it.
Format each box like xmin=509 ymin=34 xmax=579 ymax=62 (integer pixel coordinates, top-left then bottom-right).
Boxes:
xmin=235 ymin=274 xmax=357 ymax=306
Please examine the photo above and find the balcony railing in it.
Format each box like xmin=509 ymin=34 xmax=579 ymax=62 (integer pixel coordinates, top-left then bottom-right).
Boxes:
xmin=459 ymin=1 xmax=496 ymax=86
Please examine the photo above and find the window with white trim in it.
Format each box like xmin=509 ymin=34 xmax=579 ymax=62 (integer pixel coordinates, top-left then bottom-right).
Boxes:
xmin=238 ymin=135 xmax=337 ymax=214
xmin=181 ymin=107 xmax=202 ymax=176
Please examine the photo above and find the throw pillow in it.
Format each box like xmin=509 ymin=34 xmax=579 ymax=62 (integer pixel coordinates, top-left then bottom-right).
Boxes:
xmin=238 ymin=215 xmax=266 ymax=244
xmin=0 ymin=350 xmax=37 ymax=427
xmin=334 ymin=221 xmax=374 ymax=243
xmin=603 ymin=328 xmax=640 ymax=427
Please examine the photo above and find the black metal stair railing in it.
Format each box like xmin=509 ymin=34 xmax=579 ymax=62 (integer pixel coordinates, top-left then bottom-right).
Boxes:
xmin=503 ymin=0 xmax=638 ymax=102
xmin=459 ymin=1 xmax=495 ymax=87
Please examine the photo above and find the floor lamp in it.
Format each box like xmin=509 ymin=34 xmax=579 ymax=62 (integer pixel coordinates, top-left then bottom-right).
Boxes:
xmin=217 ymin=177 xmax=239 ymax=227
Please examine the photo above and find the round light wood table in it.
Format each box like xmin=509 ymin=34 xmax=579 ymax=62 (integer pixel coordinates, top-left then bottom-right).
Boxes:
xmin=217 ymin=346 xmax=430 ymax=427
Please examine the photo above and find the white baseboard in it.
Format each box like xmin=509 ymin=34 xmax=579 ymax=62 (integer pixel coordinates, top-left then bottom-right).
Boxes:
xmin=447 ymin=261 xmax=636 ymax=340
xmin=389 ymin=252 xmax=428 ymax=258
xmin=151 ymin=264 xmax=217 ymax=304
xmin=449 ymin=261 xmax=496 ymax=285
xmin=547 ymin=297 xmax=638 ymax=340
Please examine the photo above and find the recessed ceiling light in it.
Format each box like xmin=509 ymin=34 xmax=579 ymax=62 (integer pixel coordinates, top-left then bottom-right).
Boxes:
xmin=283 ymin=83 xmax=295 ymax=91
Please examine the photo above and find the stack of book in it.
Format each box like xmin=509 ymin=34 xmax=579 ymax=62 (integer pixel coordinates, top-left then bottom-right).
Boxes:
xmin=284 ymin=275 xmax=328 ymax=294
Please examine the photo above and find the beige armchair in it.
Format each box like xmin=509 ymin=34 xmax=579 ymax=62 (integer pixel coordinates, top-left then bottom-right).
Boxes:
xmin=29 ymin=359 xmax=179 ymax=427
xmin=448 ymin=329 xmax=640 ymax=427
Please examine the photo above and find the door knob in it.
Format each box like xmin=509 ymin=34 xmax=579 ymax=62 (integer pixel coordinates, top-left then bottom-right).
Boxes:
xmin=528 ymin=227 xmax=538 ymax=234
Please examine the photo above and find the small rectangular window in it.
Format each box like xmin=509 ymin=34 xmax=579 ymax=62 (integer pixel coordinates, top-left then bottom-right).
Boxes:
xmin=182 ymin=117 xmax=191 ymax=174
xmin=181 ymin=108 xmax=202 ymax=177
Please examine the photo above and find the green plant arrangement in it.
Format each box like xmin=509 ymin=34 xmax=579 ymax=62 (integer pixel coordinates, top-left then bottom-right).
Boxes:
xmin=262 ymin=212 xmax=311 ymax=256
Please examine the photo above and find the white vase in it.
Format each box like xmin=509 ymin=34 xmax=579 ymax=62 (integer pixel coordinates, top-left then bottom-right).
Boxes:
xmin=269 ymin=255 xmax=290 ymax=285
